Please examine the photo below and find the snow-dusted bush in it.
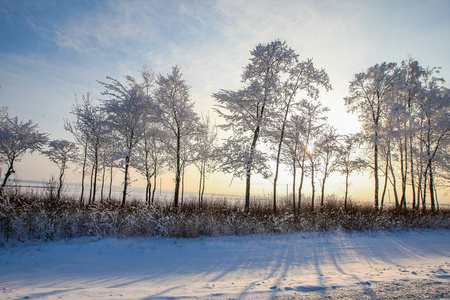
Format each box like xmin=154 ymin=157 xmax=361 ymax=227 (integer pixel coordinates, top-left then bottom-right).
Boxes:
xmin=1 ymin=192 xmax=449 ymax=244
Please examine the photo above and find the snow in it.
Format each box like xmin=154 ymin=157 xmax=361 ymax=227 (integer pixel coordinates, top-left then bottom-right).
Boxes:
xmin=1 ymin=230 xmax=449 ymax=299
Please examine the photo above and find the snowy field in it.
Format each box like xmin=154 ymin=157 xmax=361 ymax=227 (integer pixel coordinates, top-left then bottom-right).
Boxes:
xmin=1 ymin=230 xmax=449 ymax=299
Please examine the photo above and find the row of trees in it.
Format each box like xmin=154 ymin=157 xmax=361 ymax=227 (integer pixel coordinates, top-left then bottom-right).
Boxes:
xmin=346 ymin=60 xmax=449 ymax=210
xmin=1 ymin=40 xmax=448 ymax=212
xmin=64 ymin=66 xmax=216 ymax=208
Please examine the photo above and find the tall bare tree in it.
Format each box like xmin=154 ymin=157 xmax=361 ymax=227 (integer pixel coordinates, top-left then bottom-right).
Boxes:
xmin=317 ymin=125 xmax=340 ymax=211
xmin=270 ymin=59 xmax=331 ymax=212
xmin=283 ymin=99 xmax=328 ymax=211
xmin=417 ymin=69 xmax=449 ymax=210
xmin=214 ymin=40 xmax=297 ymax=212
xmin=99 ymin=75 xmax=148 ymax=207
xmin=155 ymin=65 xmax=199 ymax=207
xmin=193 ymin=114 xmax=218 ymax=205
xmin=344 ymin=62 xmax=403 ymax=209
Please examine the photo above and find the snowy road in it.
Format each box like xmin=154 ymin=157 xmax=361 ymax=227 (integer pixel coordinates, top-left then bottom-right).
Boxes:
xmin=1 ymin=230 xmax=449 ymax=299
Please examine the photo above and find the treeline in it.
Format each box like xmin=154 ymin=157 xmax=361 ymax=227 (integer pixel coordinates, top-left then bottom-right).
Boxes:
xmin=0 ymin=40 xmax=448 ymax=212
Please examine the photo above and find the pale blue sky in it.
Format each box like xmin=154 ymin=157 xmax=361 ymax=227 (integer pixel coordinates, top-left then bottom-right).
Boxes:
xmin=1 ymin=0 xmax=449 ymax=201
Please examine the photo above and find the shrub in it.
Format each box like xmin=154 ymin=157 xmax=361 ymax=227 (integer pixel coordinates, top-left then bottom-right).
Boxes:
xmin=0 ymin=191 xmax=449 ymax=244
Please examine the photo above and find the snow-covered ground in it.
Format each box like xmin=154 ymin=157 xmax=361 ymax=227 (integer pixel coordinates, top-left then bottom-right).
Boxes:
xmin=1 ymin=230 xmax=449 ymax=299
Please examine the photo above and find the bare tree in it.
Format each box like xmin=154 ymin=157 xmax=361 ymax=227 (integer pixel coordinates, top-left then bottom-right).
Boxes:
xmin=65 ymin=91 xmax=93 ymax=205
xmin=417 ymin=70 xmax=449 ymax=210
xmin=283 ymin=99 xmax=328 ymax=212
xmin=66 ymin=92 xmax=110 ymax=204
xmin=336 ymin=134 xmax=365 ymax=209
xmin=317 ymin=125 xmax=340 ymax=211
xmin=345 ymin=62 xmax=403 ymax=209
xmin=270 ymin=59 xmax=331 ymax=212
xmin=0 ymin=109 xmax=48 ymax=196
xmin=134 ymin=66 xmax=164 ymax=205
xmin=136 ymin=125 xmax=167 ymax=204
xmin=193 ymin=114 xmax=218 ymax=205
xmin=155 ymin=65 xmax=199 ymax=207
xmin=42 ymin=139 xmax=78 ymax=200
xmin=99 ymin=75 xmax=148 ymax=207
xmin=214 ymin=40 xmax=296 ymax=211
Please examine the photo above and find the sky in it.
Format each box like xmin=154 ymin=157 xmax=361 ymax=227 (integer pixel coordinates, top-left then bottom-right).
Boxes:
xmin=0 ymin=0 xmax=449 ymax=203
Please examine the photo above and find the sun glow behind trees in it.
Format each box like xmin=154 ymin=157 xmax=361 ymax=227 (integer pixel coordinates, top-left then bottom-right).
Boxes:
xmin=305 ymin=143 xmax=315 ymax=155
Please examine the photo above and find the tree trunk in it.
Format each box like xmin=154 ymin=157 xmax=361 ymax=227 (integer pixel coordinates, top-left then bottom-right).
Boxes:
xmin=434 ymin=185 xmax=439 ymax=211
xmin=297 ymin=169 xmax=304 ymax=213
xmin=92 ymin=150 xmax=99 ymax=204
xmin=245 ymin=124 xmax=261 ymax=212
xmin=80 ymin=140 xmax=88 ymax=205
xmin=145 ymin=176 xmax=150 ymax=204
xmin=201 ymin=161 xmax=206 ymax=204
xmin=374 ymin=132 xmax=379 ymax=210
xmin=145 ymin=174 xmax=152 ymax=205
xmin=152 ymin=166 xmax=157 ymax=203
xmin=429 ymin=159 xmax=436 ymax=211
xmin=422 ymin=165 xmax=428 ymax=211
xmin=174 ymin=131 xmax=181 ymax=208
xmin=320 ymin=176 xmax=326 ymax=212
xmin=320 ymin=160 xmax=329 ymax=212
xmin=399 ymin=139 xmax=407 ymax=208
xmin=121 ymin=155 xmax=130 ymax=207
xmin=198 ymin=164 xmax=203 ymax=206
xmin=410 ymin=135 xmax=416 ymax=209
xmin=310 ymin=163 xmax=315 ymax=212
xmin=292 ymin=163 xmax=296 ymax=212
xmin=0 ymin=163 xmax=15 ymax=196
xmin=57 ymin=167 xmax=65 ymax=201
xmin=245 ymin=164 xmax=252 ymax=212
xmin=388 ymin=154 xmax=399 ymax=208
xmin=181 ymin=163 xmax=185 ymax=205
xmin=108 ymin=164 xmax=113 ymax=201
xmin=380 ymin=156 xmax=389 ymax=210
xmin=100 ymin=165 xmax=106 ymax=203
xmin=344 ymin=168 xmax=349 ymax=210
xmin=88 ymin=164 xmax=94 ymax=204
xmin=273 ymin=106 xmax=290 ymax=213
xmin=273 ymin=151 xmax=280 ymax=213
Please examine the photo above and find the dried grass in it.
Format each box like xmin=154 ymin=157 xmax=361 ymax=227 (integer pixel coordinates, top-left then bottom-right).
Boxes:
xmin=1 ymin=191 xmax=449 ymax=243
